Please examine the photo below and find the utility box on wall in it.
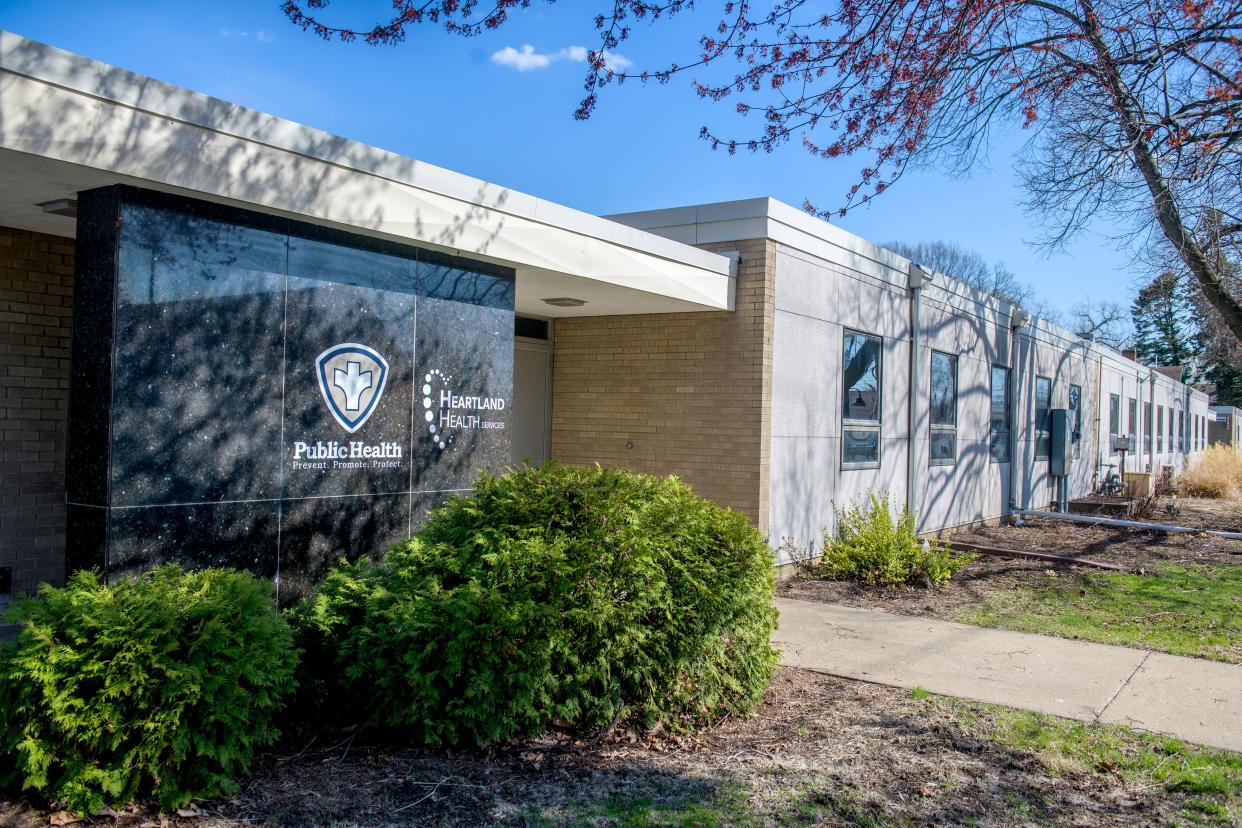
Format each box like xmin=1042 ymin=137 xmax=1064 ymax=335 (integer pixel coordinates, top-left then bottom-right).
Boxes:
xmin=66 ymin=186 xmax=516 ymax=600
xmin=1049 ymin=409 xmax=1072 ymax=477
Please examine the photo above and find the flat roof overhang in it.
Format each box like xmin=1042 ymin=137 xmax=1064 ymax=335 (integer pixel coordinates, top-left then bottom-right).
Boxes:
xmin=0 ymin=31 xmax=734 ymax=318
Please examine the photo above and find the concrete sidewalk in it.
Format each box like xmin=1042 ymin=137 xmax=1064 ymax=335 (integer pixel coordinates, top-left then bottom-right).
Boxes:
xmin=774 ymin=597 xmax=1242 ymax=753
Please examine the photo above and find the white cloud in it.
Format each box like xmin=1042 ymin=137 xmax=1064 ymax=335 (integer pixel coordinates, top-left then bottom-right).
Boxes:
xmin=490 ymin=44 xmax=631 ymax=73
xmin=491 ymin=44 xmax=555 ymax=71
xmin=600 ymin=50 xmax=632 ymax=72
xmin=220 ymin=29 xmax=274 ymax=43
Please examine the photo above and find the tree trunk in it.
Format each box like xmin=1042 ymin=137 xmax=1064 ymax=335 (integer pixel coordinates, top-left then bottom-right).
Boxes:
xmin=1078 ymin=0 xmax=1242 ymax=348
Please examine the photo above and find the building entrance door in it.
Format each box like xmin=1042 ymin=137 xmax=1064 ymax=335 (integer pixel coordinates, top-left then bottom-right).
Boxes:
xmin=512 ymin=337 xmax=552 ymax=464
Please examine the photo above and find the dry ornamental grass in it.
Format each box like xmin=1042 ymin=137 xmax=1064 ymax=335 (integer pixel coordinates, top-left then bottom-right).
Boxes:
xmin=1180 ymin=445 xmax=1242 ymax=499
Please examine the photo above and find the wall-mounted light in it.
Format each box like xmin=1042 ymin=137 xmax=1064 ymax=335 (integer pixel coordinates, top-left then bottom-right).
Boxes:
xmin=543 ymin=297 xmax=587 ymax=307
xmin=35 ymin=198 xmax=77 ymax=218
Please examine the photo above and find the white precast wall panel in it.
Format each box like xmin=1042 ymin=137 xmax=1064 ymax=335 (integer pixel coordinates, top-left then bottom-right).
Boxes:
xmin=1010 ymin=325 xmax=1099 ymax=509
xmin=769 ymin=246 xmax=911 ymax=555
xmin=916 ymin=285 xmax=1012 ymax=530
xmin=1096 ymin=356 xmax=1145 ymax=476
xmin=614 ymin=198 xmax=1213 ymax=545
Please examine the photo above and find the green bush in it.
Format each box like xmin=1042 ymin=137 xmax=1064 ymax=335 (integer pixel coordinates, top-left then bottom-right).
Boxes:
xmin=820 ymin=492 xmax=973 ymax=586
xmin=0 ymin=566 xmax=297 ymax=814
xmin=293 ymin=462 xmax=778 ymax=747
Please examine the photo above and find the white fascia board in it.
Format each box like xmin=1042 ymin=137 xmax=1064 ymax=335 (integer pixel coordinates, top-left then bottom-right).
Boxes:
xmin=617 ymin=196 xmax=1170 ymax=358
xmin=0 ymin=31 xmax=732 ymax=310
xmin=612 ymin=197 xmax=1022 ymax=324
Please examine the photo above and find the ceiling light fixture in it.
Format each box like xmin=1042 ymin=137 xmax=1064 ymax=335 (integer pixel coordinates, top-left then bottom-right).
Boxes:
xmin=542 ymin=297 xmax=587 ymax=307
xmin=35 ymin=198 xmax=78 ymax=218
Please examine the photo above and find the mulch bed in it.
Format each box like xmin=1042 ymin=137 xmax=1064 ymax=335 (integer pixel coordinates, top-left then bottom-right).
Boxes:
xmin=779 ymin=497 xmax=1242 ymax=622
xmin=0 ymin=668 xmax=1197 ymax=827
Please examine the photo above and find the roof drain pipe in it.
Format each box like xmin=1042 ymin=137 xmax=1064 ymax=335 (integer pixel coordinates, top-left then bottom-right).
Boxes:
xmin=1147 ymin=370 xmax=1156 ymax=471
xmin=907 ymin=262 xmax=933 ymax=525
xmin=1007 ymin=304 xmax=1030 ymax=524
xmin=1013 ymin=507 xmax=1242 ymax=541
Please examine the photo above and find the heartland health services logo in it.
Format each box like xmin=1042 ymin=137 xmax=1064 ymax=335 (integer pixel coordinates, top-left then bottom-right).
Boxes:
xmin=421 ymin=368 xmax=507 ymax=451
xmin=315 ymin=343 xmax=389 ymax=433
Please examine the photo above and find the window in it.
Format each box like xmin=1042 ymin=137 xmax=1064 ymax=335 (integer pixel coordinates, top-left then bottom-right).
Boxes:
xmin=842 ymin=330 xmax=881 ymax=467
xmin=1069 ymin=384 xmax=1083 ymax=459
xmin=514 ymin=316 xmax=550 ymax=340
xmin=1170 ymin=408 xmax=1176 ymax=452
xmin=1034 ymin=376 xmax=1052 ymax=460
xmin=1144 ymin=403 xmax=1152 ymax=454
xmin=990 ymin=365 xmax=1010 ymax=463
xmin=1178 ymin=411 xmax=1184 ymax=452
xmin=1128 ymin=398 xmax=1137 ymax=438
xmin=929 ymin=351 xmax=957 ymax=465
xmin=1109 ymin=394 xmax=1120 ymax=453
xmin=1157 ymin=406 xmax=1164 ymax=452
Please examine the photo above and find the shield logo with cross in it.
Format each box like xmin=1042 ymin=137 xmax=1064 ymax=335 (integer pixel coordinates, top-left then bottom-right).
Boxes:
xmin=315 ymin=343 xmax=390 ymax=433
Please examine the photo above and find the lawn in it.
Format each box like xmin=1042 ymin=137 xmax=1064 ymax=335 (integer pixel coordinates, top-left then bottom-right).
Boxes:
xmin=781 ymin=503 xmax=1242 ymax=664
xmin=914 ymin=687 xmax=1242 ymax=826
xmin=957 ymin=562 xmax=1242 ymax=663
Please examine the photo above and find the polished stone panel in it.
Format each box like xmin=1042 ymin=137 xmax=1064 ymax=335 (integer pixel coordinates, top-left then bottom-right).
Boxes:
xmin=413 ymin=263 xmax=515 ymax=493
xmin=110 ymin=204 xmax=287 ymax=506
xmin=66 ymin=188 xmax=121 ymax=507
xmin=66 ymin=187 xmax=515 ymax=590
xmin=106 ymin=501 xmax=279 ymax=582
xmin=277 ymin=492 xmax=410 ymax=602
xmin=283 ymin=237 xmax=416 ymax=499
xmin=64 ymin=505 xmax=107 ymax=575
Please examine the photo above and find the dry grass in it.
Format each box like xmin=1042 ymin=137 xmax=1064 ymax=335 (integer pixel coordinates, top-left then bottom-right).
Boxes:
xmin=1180 ymin=445 xmax=1242 ymax=498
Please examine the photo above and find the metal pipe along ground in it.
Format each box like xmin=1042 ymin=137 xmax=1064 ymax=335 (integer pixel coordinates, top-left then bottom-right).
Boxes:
xmin=1014 ymin=508 xmax=1242 ymax=541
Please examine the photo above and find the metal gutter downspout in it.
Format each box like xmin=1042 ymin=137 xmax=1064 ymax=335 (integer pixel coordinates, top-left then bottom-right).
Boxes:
xmin=1135 ymin=369 xmax=1144 ymax=475
xmin=1147 ymin=370 xmax=1156 ymax=470
xmin=1006 ymin=304 xmax=1030 ymax=523
xmin=906 ymin=263 xmax=933 ymax=521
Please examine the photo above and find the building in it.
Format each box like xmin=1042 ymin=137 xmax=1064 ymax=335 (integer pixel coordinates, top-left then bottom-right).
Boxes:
xmin=0 ymin=32 xmax=1210 ymax=598
xmin=1209 ymin=406 xmax=1242 ymax=450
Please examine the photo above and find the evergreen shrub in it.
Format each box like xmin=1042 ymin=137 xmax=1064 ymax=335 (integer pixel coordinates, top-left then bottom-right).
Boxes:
xmin=820 ymin=492 xmax=973 ymax=586
xmin=293 ymin=462 xmax=778 ymax=747
xmin=0 ymin=566 xmax=296 ymax=814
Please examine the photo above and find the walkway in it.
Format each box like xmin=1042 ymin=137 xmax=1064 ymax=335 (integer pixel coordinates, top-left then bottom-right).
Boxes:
xmin=774 ymin=597 xmax=1242 ymax=753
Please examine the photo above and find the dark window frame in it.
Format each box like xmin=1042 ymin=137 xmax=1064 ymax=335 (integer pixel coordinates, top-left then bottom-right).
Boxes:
xmin=929 ymin=350 xmax=958 ymax=466
xmin=841 ymin=328 xmax=883 ymax=469
xmin=1034 ymin=375 xmax=1052 ymax=461
xmin=1108 ymin=393 xmax=1120 ymax=457
xmin=1069 ymin=383 xmax=1083 ymax=459
xmin=989 ymin=365 xmax=1011 ymax=464
xmin=1145 ymin=402 xmax=1153 ymax=454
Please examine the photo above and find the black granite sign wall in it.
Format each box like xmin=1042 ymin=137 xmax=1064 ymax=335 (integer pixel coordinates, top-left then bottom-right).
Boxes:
xmin=66 ymin=186 xmax=515 ymax=599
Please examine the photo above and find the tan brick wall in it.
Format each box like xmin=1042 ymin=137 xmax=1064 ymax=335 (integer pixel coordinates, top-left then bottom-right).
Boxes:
xmin=550 ymin=239 xmax=775 ymax=530
xmin=0 ymin=227 xmax=73 ymax=595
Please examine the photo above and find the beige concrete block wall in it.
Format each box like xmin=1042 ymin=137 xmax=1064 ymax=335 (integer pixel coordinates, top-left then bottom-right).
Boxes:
xmin=550 ymin=239 xmax=775 ymax=531
xmin=0 ymin=226 xmax=73 ymax=595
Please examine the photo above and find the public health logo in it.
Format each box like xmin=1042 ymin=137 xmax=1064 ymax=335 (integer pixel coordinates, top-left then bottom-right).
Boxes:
xmin=316 ymin=343 xmax=389 ymax=433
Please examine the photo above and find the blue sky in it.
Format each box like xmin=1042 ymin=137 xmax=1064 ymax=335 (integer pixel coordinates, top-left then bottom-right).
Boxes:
xmin=1 ymin=0 xmax=1145 ymax=317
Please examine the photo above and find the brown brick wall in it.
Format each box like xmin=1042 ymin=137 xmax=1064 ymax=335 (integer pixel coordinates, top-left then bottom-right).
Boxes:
xmin=550 ymin=239 xmax=775 ymax=531
xmin=0 ymin=227 xmax=73 ymax=595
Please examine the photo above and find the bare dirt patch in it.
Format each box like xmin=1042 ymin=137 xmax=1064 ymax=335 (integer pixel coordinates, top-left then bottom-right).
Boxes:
xmin=779 ymin=497 xmax=1242 ymax=624
xmin=1 ymin=668 xmax=1223 ymax=827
